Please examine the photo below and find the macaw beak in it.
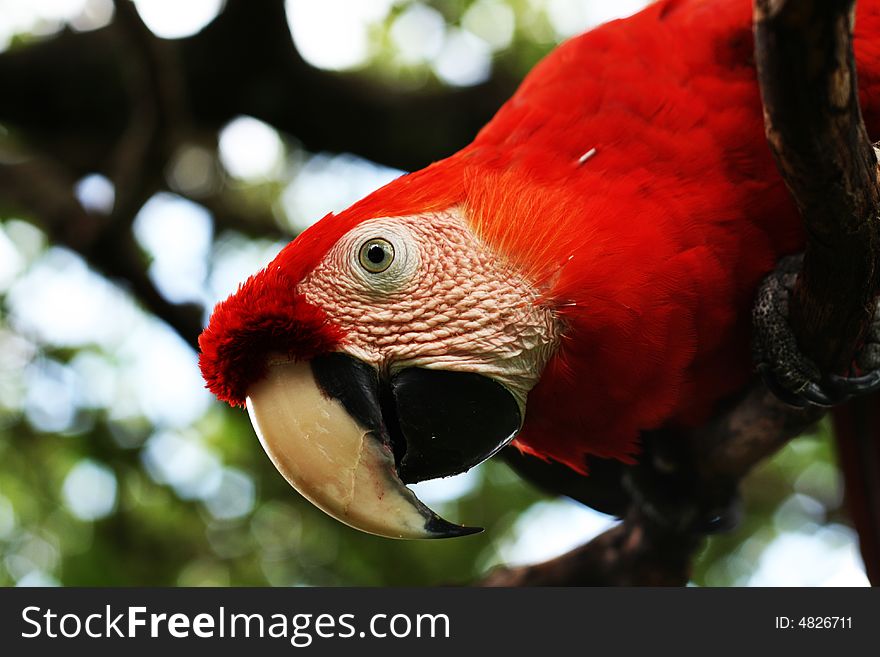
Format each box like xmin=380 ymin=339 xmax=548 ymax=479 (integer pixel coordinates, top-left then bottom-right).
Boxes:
xmin=245 ymin=353 xmax=522 ymax=539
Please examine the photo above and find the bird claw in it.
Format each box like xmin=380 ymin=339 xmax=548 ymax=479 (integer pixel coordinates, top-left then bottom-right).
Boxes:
xmin=770 ymin=370 xmax=880 ymax=408
xmin=753 ymin=254 xmax=880 ymax=408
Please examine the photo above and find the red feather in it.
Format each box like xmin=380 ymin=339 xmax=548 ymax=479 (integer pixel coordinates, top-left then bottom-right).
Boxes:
xmin=198 ymin=266 xmax=344 ymax=406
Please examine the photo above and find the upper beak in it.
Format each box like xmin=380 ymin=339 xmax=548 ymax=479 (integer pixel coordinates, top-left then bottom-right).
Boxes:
xmin=245 ymin=353 xmax=521 ymax=539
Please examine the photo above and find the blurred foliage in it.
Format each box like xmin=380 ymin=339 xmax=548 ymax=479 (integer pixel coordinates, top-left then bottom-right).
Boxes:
xmin=0 ymin=0 xmax=867 ymax=586
xmin=693 ymin=419 xmax=856 ymax=586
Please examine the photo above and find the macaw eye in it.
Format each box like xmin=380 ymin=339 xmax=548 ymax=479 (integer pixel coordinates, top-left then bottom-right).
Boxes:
xmin=358 ymin=238 xmax=395 ymax=273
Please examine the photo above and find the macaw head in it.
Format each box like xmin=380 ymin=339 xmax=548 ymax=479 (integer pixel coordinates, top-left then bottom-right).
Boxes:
xmin=198 ymin=164 xmax=561 ymax=538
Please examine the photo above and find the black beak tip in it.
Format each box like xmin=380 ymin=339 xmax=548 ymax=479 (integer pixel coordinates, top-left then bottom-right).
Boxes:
xmin=425 ymin=517 xmax=484 ymax=538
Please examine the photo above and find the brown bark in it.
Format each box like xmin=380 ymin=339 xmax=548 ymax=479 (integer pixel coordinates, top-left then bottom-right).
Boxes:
xmin=754 ymin=0 xmax=880 ymax=374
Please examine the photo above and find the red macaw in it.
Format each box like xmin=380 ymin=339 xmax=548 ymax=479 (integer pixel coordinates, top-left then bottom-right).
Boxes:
xmin=199 ymin=0 xmax=880 ymax=579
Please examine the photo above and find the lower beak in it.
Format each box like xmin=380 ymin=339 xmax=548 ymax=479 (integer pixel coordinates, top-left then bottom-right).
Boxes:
xmin=245 ymin=354 xmax=521 ymax=539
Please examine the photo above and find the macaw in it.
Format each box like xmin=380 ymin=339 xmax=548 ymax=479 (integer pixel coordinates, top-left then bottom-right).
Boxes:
xmin=199 ymin=0 xmax=880 ymax=580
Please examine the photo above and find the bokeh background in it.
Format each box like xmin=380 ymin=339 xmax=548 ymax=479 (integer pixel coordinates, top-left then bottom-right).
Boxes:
xmin=0 ymin=0 xmax=869 ymax=586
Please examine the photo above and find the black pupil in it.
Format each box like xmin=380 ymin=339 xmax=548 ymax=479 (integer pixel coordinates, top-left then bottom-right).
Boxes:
xmin=367 ymin=244 xmax=386 ymax=265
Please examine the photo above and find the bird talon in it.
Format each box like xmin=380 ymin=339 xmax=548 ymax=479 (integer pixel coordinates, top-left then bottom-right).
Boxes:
xmin=828 ymin=370 xmax=880 ymax=396
xmin=754 ymin=255 xmax=880 ymax=408
xmin=759 ymin=368 xmax=811 ymax=408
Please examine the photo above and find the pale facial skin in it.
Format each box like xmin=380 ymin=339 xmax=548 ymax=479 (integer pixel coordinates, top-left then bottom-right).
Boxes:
xmin=247 ymin=207 xmax=562 ymax=538
xmin=298 ymin=208 xmax=561 ymax=413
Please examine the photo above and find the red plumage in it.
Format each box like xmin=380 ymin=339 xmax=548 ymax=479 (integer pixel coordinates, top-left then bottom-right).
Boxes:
xmin=201 ymin=0 xmax=880 ymax=570
xmin=198 ymin=266 xmax=344 ymax=406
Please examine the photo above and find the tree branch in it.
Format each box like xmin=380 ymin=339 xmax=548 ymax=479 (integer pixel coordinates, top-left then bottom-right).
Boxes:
xmin=482 ymin=386 xmax=823 ymax=587
xmin=0 ymin=0 xmax=518 ymax=177
xmin=754 ymin=0 xmax=880 ymax=374
xmin=481 ymin=506 xmax=700 ymax=586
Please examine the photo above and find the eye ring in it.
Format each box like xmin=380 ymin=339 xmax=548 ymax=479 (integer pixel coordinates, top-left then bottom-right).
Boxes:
xmin=358 ymin=238 xmax=395 ymax=273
